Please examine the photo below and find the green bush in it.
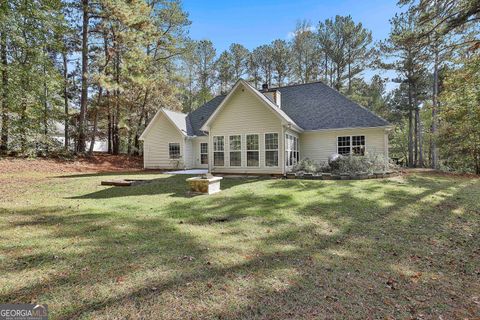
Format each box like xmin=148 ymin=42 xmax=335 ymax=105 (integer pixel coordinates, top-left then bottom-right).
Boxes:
xmin=293 ymin=158 xmax=320 ymax=173
xmin=293 ymin=153 xmax=395 ymax=175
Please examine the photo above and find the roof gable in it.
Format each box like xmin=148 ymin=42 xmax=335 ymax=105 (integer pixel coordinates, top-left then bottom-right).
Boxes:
xmin=139 ymin=108 xmax=187 ymax=140
xmin=200 ymin=79 xmax=302 ymax=132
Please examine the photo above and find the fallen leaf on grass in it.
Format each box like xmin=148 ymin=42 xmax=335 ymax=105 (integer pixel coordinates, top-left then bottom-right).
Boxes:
xmin=386 ymin=278 xmax=397 ymax=290
xmin=180 ymin=255 xmax=195 ymax=261
xmin=410 ymin=272 xmax=422 ymax=283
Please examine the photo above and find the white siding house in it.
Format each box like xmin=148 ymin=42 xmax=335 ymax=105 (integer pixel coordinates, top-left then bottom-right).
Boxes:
xmin=140 ymin=79 xmax=392 ymax=174
xmin=140 ymin=109 xmax=187 ymax=169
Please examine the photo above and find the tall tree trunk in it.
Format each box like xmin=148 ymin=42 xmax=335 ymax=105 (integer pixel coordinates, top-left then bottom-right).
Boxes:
xmin=431 ymin=49 xmax=439 ymax=169
xmin=335 ymin=65 xmax=341 ymax=91
xmin=0 ymin=28 xmax=8 ymax=154
xmin=77 ymin=0 xmax=89 ymax=153
xmin=134 ymin=90 xmax=148 ymax=156
xmin=414 ymin=106 xmax=419 ymax=167
xmin=414 ymin=104 xmax=425 ymax=167
xmin=43 ymin=53 xmax=48 ymax=153
xmin=88 ymin=109 xmax=98 ymax=154
xmin=127 ymin=116 xmax=132 ymax=155
xmin=324 ymin=54 xmax=328 ymax=81
xmin=347 ymin=50 xmax=352 ymax=94
xmin=112 ymin=46 xmax=120 ymax=155
xmin=89 ymin=87 xmax=102 ymax=155
xmin=107 ymin=98 xmax=112 ymax=153
xmin=63 ymin=48 xmax=69 ymax=149
xmin=20 ymin=86 xmax=27 ymax=153
xmin=407 ymin=81 xmax=414 ymax=167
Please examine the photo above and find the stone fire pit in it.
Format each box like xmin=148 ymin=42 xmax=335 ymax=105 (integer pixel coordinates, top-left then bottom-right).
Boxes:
xmin=186 ymin=174 xmax=223 ymax=195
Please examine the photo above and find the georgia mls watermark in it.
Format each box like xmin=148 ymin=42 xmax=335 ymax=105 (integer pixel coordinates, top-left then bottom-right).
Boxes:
xmin=0 ymin=304 xmax=48 ymax=320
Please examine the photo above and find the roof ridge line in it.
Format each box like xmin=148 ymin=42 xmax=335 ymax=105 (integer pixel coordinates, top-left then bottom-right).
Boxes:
xmin=265 ymin=80 xmax=325 ymax=91
xmin=163 ymin=108 xmax=187 ymax=116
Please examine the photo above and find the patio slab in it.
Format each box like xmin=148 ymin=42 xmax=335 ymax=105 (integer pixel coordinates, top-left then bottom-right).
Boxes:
xmin=165 ymin=169 xmax=208 ymax=175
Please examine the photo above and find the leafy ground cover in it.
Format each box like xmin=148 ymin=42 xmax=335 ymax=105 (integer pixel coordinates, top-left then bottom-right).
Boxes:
xmin=0 ymin=159 xmax=479 ymax=319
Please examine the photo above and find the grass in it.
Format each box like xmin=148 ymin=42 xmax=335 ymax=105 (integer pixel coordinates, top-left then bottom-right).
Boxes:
xmin=0 ymin=169 xmax=479 ymax=319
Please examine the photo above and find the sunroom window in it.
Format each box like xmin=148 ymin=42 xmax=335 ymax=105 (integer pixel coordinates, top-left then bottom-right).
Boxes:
xmin=246 ymin=134 xmax=259 ymax=167
xmin=229 ymin=135 xmax=241 ymax=166
xmin=265 ymin=133 xmax=278 ymax=167
xmin=213 ymin=136 xmax=224 ymax=166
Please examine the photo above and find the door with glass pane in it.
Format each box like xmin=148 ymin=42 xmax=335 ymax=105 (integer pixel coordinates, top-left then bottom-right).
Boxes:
xmin=285 ymin=134 xmax=299 ymax=172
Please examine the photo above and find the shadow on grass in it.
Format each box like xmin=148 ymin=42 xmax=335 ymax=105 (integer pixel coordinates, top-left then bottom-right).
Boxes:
xmin=53 ymin=170 xmax=163 ymax=179
xmin=1 ymin=174 xmax=479 ymax=319
xmin=68 ymin=175 xmax=264 ymax=199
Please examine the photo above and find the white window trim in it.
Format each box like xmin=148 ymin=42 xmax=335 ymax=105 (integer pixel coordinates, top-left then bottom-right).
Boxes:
xmin=168 ymin=142 xmax=181 ymax=160
xmin=246 ymin=133 xmax=260 ymax=167
xmin=200 ymin=142 xmax=208 ymax=165
xmin=228 ymin=134 xmax=242 ymax=167
xmin=336 ymin=135 xmax=367 ymax=155
xmin=264 ymin=132 xmax=279 ymax=167
xmin=213 ymin=135 xmax=225 ymax=167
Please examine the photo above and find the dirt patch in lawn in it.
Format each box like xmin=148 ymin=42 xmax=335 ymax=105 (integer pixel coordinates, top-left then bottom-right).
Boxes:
xmin=0 ymin=153 xmax=143 ymax=174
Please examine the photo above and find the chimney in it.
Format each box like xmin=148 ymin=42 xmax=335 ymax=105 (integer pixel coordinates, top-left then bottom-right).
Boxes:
xmin=262 ymin=83 xmax=269 ymax=91
xmin=274 ymin=90 xmax=281 ymax=108
xmin=262 ymin=89 xmax=281 ymax=108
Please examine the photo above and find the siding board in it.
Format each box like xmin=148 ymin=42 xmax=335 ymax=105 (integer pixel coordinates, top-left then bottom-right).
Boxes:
xmin=143 ymin=113 xmax=186 ymax=169
xmin=300 ymin=128 xmax=388 ymax=163
xmin=210 ymin=88 xmax=285 ymax=174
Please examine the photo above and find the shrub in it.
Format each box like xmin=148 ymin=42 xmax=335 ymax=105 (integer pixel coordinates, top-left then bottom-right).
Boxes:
xmin=333 ymin=153 xmax=391 ymax=174
xmin=293 ymin=158 xmax=320 ymax=173
xmin=292 ymin=153 xmax=396 ymax=175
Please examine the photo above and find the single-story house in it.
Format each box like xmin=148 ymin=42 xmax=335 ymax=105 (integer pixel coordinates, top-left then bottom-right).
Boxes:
xmin=139 ymin=79 xmax=392 ymax=174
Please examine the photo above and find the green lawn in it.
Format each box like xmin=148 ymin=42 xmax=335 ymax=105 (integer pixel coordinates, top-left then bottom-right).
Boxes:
xmin=0 ymin=169 xmax=479 ymax=319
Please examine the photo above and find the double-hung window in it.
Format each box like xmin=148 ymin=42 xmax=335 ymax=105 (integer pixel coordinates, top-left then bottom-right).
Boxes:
xmin=337 ymin=136 xmax=351 ymax=155
xmin=200 ymin=143 xmax=208 ymax=164
xmin=246 ymin=134 xmax=259 ymax=167
xmin=337 ymin=135 xmax=365 ymax=155
xmin=213 ymin=136 xmax=224 ymax=166
xmin=229 ymin=135 xmax=241 ymax=166
xmin=265 ymin=133 xmax=278 ymax=167
xmin=352 ymin=136 xmax=366 ymax=155
xmin=169 ymin=143 xmax=181 ymax=159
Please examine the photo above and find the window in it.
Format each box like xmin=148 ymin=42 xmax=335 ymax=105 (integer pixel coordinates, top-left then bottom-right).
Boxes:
xmin=337 ymin=136 xmax=351 ymax=155
xmin=265 ymin=133 xmax=278 ymax=167
xmin=285 ymin=134 xmax=299 ymax=167
xmin=246 ymin=134 xmax=259 ymax=167
xmin=337 ymin=135 xmax=365 ymax=156
xmin=200 ymin=143 xmax=208 ymax=165
xmin=352 ymin=135 xmax=366 ymax=155
xmin=169 ymin=143 xmax=180 ymax=159
xmin=229 ymin=135 xmax=241 ymax=166
xmin=213 ymin=136 xmax=224 ymax=166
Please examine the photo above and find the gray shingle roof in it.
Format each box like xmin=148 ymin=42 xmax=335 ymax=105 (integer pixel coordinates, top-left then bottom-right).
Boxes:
xmin=186 ymin=95 xmax=225 ymax=136
xmin=273 ymin=82 xmax=389 ymax=130
xmin=182 ymin=81 xmax=389 ymax=136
